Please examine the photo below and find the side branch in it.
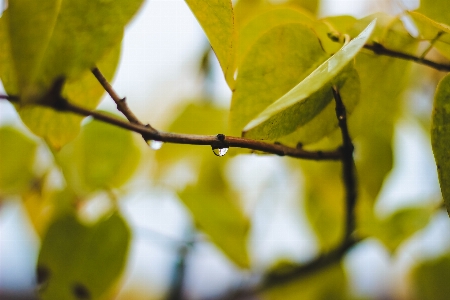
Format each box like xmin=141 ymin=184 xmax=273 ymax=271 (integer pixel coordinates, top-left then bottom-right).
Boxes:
xmin=364 ymin=43 xmax=450 ymax=72
xmin=91 ymin=67 xmax=156 ymax=131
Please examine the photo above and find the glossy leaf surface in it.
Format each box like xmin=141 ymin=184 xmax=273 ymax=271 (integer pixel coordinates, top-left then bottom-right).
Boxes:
xmin=243 ymin=20 xmax=376 ymax=140
xmin=230 ymin=22 xmax=328 ymax=136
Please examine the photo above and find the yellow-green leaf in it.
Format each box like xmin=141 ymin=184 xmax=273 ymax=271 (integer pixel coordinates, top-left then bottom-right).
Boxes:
xmin=243 ymin=20 xmax=376 ymax=141
xmin=431 ymin=73 xmax=450 ymax=216
xmin=58 ymin=115 xmax=141 ymax=195
xmin=185 ymin=0 xmax=236 ymax=88
xmin=417 ymin=0 xmax=450 ymax=26
xmin=179 ymin=158 xmax=250 ymax=268
xmin=16 ymin=42 xmax=121 ymax=149
xmin=237 ymin=8 xmax=314 ymax=69
xmin=1 ymin=0 xmax=143 ymax=104
xmin=410 ymin=253 xmax=450 ymax=300
xmin=37 ymin=212 xmax=130 ymax=300
xmin=0 ymin=126 xmax=37 ymax=195
xmin=230 ymin=22 xmax=328 ymax=136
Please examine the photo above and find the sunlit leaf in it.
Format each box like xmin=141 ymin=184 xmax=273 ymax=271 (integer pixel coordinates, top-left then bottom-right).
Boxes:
xmin=410 ymin=253 xmax=450 ymax=300
xmin=230 ymin=22 xmax=328 ymax=136
xmin=243 ymin=20 xmax=376 ymax=140
xmin=2 ymin=0 xmax=143 ymax=104
xmin=58 ymin=115 xmax=140 ymax=195
xmin=37 ymin=212 xmax=130 ymax=300
xmin=431 ymin=74 xmax=450 ymax=216
xmin=287 ymin=0 xmax=319 ymax=15
xmin=179 ymin=158 xmax=250 ymax=268
xmin=185 ymin=0 xmax=236 ymax=88
xmin=0 ymin=126 xmax=37 ymax=195
xmin=264 ymin=262 xmax=348 ymax=300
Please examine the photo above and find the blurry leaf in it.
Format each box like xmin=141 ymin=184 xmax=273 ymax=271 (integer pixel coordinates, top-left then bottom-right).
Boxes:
xmin=179 ymin=158 xmax=250 ymax=268
xmin=58 ymin=115 xmax=140 ymax=195
xmin=0 ymin=126 xmax=37 ymax=195
xmin=417 ymin=0 xmax=450 ymax=26
xmin=230 ymin=22 xmax=328 ymax=136
xmin=16 ymin=42 xmax=121 ymax=149
xmin=264 ymin=262 xmax=348 ymax=300
xmin=315 ymin=15 xmax=357 ymax=55
xmin=234 ymin=0 xmax=268 ymax=29
xmin=24 ymin=187 xmax=78 ymax=238
xmin=410 ymin=253 xmax=450 ymax=300
xmin=361 ymin=206 xmax=433 ymax=253
xmin=243 ymin=20 xmax=376 ymax=140
xmin=185 ymin=0 xmax=236 ymax=88
xmin=37 ymin=212 xmax=130 ymax=300
xmin=287 ymin=0 xmax=319 ymax=15
xmin=1 ymin=0 xmax=142 ymax=104
xmin=409 ymin=11 xmax=450 ymax=60
xmin=431 ymin=74 xmax=450 ymax=216
xmin=302 ymin=160 xmax=345 ymax=250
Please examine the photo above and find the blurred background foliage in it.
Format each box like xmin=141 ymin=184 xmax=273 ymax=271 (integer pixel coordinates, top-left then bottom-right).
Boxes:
xmin=0 ymin=0 xmax=449 ymax=299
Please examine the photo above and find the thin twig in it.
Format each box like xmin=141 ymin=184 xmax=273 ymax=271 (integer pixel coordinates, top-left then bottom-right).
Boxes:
xmin=332 ymin=86 xmax=357 ymax=240
xmin=91 ymin=67 xmax=155 ymax=129
xmin=0 ymin=96 xmax=341 ymax=161
xmin=364 ymin=43 xmax=450 ymax=72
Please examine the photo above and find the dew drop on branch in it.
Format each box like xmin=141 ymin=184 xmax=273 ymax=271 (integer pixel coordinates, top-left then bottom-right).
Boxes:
xmin=212 ymin=147 xmax=228 ymax=157
xmin=148 ymin=140 xmax=163 ymax=150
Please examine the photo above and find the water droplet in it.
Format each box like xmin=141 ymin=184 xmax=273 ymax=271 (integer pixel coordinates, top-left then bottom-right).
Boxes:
xmin=212 ymin=147 xmax=228 ymax=157
xmin=148 ymin=140 xmax=163 ymax=150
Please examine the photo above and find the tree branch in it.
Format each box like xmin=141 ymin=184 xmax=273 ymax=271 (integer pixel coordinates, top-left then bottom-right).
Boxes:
xmin=364 ymin=43 xmax=450 ymax=72
xmin=0 ymin=95 xmax=340 ymax=161
xmin=332 ymin=86 xmax=357 ymax=240
xmin=91 ymin=67 xmax=153 ymax=129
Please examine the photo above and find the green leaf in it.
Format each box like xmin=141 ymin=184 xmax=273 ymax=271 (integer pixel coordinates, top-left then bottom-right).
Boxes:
xmin=58 ymin=115 xmax=140 ymax=195
xmin=410 ymin=253 xmax=450 ymax=300
xmin=0 ymin=126 xmax=37 ymax=195
xmin=237 ymin=8 xmax=314 ymax=69
xmin=417 ymin=0 xmax=450 ymax=26
xmin=431 ymin=74 xmax=450 ymax=217
xmin=185 ymin=0 xmax=236 ymax=88
xmin=243 ymin=19 xmax=376 ymax=140
xmin=1 ymin=0 xmax=143 ymax=104
xmin=408 ymin=11 xmax=450 ymax=60
xmin=276 ymin=67 xmax=360 ymax=146
xmin=230 ymin=22 xmax=328 ymax=136
xmin=37 ymin=212 xmax=131 ymax=300
xmin=360 ymin=206 xmax=433 ymax=253
xmin=302 ymin=160 xmax=345 ymax=250
xmin=287 ymin=0 xmax=319 ymax=15
xmin=179 ymin=158 xmax=250 ymax=268
xmin=16 ymin=42 xmax=121 ymax=149
xmin=264 ymin=262 xmax=348 ymax=300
